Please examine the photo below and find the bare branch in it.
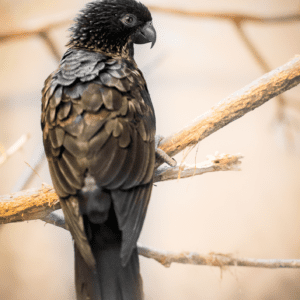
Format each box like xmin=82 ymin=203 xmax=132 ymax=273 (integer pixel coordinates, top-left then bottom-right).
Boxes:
xmin=234 ymin=22 xmax=271 ymax=73
xmin=11 ymin=142 xmax=46 ymax=193
xmin=38 ymin=32 xmax=62 ymax=62
xmin=0 ymin=134 xmax=30 ymax=166
xmin=233 ymin=22 xmax=286 ymax=118
xmin=0 ymin=185 xmax=59 ymax=224
xmin=154 ymin=153 xmax=242 ymax=183
xmin=138 ymin=245 xmax=300 ymax=269
xmin=158 ymin=56 xmax=300 ymax=159
xmin=35 ymin=214 xmax=300 ymax=270
xmin=0 ymin=153 xmax=241 ymax=224
xmin=1 ymin=56 xmax=300 ymax=223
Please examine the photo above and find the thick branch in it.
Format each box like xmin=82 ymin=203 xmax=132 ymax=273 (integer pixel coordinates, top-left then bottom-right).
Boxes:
xmin=158 ymin=56 xmax=300 ymax=158
xmin=138 ymin=245 xmax=300 ymax=269
xmin=0 ymin=186 xmax=59 ymax=224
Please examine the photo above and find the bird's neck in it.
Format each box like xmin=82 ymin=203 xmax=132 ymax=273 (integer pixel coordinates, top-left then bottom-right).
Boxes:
xmin=69 ymin=38 xmax=135 ymax=61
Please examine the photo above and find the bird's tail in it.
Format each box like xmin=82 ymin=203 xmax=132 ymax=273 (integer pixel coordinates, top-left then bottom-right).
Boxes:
xmin=74 ymin=208 xmax=144 ymax=300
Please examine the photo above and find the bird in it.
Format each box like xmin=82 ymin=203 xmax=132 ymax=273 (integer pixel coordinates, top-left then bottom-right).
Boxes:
xmin=41 ymin=0 xmax=159 ymax=299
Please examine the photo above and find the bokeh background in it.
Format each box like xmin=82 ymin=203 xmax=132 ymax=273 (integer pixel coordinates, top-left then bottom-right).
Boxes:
xmin=1 ymin=0 xmax=300 ymax=299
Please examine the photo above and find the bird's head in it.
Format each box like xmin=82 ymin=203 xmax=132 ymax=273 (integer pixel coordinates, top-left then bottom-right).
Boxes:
xmin=68 ymin=0 xmax=156 ymax=58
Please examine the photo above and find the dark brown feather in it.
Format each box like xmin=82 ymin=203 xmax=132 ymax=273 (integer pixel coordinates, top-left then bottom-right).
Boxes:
xmin=42 ymin=48 xmax=156 ymax=290
xmin=57 ymin=102 xmax=72 ymax=120
xmin=48 ymin=127 xmax=65 ymax=148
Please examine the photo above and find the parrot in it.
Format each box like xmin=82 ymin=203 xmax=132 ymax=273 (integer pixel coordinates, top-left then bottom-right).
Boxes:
xmin=41 ymin=0 xmax=161 ymax=299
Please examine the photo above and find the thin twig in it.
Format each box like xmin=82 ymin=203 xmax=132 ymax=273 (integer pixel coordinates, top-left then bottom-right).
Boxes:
xmin=0 ymin=134 xmax=30 ymax=166
xmin=138 ymin=245 xmax=300 ymax=269
xmin=0 ymin=9 xmax=299 ymax=45
xmin=11 ymin=142 xmax=46 ymax=193
xmin=38 ymin=32 xmax=62 ymax=62
xmin=0 ymin=11 xmax=73 ymax=43
xmin=234 ymin=22 xmax=271 ymax=72
xmin=234 ymin=21 xmax=286 ymax=116
xmin=37 ymin=214 xmax=300 ymax=270
xmin=154 ymin=153 xmax=242 ymax=183
xmin=10 ymin=32 xmax=61 ymax=192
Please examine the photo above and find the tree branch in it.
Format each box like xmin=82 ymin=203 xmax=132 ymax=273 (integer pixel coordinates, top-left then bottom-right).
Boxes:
xmin=158 ymin=56 xmax=300 ymax=159
xmin=0 ymin=152 xmax=241 ymax=224
xmin=138 ymin=245 xmax=300 ymax=269
xmin=1 ymin=57 xmax=300 ymax=273
xmin=1 ymin=57 xmax=300 ymax=223
xmin=23 ymin=212 xmax=300 ymax=270
xmin=0 ymin=134 xmax=30 ymax=166
xmin=154 ymin=153 xmax=242 ymax=183
xmin=0 ymin=186 xmax=59 ymax=224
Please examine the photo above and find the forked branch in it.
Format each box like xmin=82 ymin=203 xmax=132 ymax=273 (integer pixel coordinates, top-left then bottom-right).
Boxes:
xmin=1 ymin=57 xmax=300 ymax=223
xmin=0 ymin=153 xmax=242 ymax=224
xmin=1 ymin=57 xmax=300 ymax=270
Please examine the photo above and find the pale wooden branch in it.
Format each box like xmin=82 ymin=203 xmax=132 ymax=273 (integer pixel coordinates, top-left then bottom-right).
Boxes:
xmin=30 ymin=213 xmax=300 ymax=270
xmin=0 ymin=134 xmax=30 ymax=166
xmin=154 ymin=153 xmax=242 ymax=183
xmin=0 ymin=152 xmax=241 ymax=224
xmin=137 ymin=245 xmax=300 ymax=269
xmin=158 ymin=56 xmax=300 ymax=159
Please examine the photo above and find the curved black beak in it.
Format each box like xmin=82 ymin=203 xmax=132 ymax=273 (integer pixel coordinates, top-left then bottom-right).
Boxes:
xmin=132 ymin=21 xmax=156 ymax=48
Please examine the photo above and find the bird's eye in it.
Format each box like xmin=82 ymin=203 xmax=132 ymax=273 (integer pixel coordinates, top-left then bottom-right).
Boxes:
xmin=121 ymin=14 xmax=137 ymax=27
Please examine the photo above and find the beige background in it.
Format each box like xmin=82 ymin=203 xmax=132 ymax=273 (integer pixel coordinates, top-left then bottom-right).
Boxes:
xmin=1 ymin=0 xmax=300 ymax=299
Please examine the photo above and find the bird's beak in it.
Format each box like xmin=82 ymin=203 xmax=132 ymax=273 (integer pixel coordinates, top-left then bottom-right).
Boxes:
xmin=132 ymin=21 xmax=156 ymax=48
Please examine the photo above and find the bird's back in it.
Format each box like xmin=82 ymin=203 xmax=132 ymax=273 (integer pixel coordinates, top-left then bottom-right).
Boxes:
xmin=42 ymin=48 xmax=156 ymax=299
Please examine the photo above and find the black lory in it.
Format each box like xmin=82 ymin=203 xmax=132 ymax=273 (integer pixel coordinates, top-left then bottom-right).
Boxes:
xmin=41 ymin=0 xmax=157 ymax=299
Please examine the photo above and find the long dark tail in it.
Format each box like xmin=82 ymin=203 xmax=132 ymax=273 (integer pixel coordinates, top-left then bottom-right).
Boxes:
xmin=75 ymin=206 xmax=144 ymax=300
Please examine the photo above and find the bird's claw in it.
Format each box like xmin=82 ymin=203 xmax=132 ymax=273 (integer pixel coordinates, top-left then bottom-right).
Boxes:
xmin=155 ymin=135 xmax=177 ymax=167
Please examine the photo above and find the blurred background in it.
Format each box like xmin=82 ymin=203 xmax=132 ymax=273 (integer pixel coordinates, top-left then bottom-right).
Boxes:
xmin=1 ymin=0 xmax=300 ymax=299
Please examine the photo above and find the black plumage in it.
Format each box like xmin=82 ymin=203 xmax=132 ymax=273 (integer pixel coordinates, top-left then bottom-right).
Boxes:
xmin=41 ymin=0 xmax=157 ymax=299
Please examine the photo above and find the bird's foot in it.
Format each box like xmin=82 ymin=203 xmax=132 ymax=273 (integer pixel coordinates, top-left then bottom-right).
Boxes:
xmin=155 ymin=135 xmax=177 ymax=167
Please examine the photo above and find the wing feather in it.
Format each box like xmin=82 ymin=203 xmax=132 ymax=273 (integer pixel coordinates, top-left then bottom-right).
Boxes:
xmin=111 ymin=181 xmax=153 ymax=265
xmin=104 ymin=126 xmax=137 ymax=190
